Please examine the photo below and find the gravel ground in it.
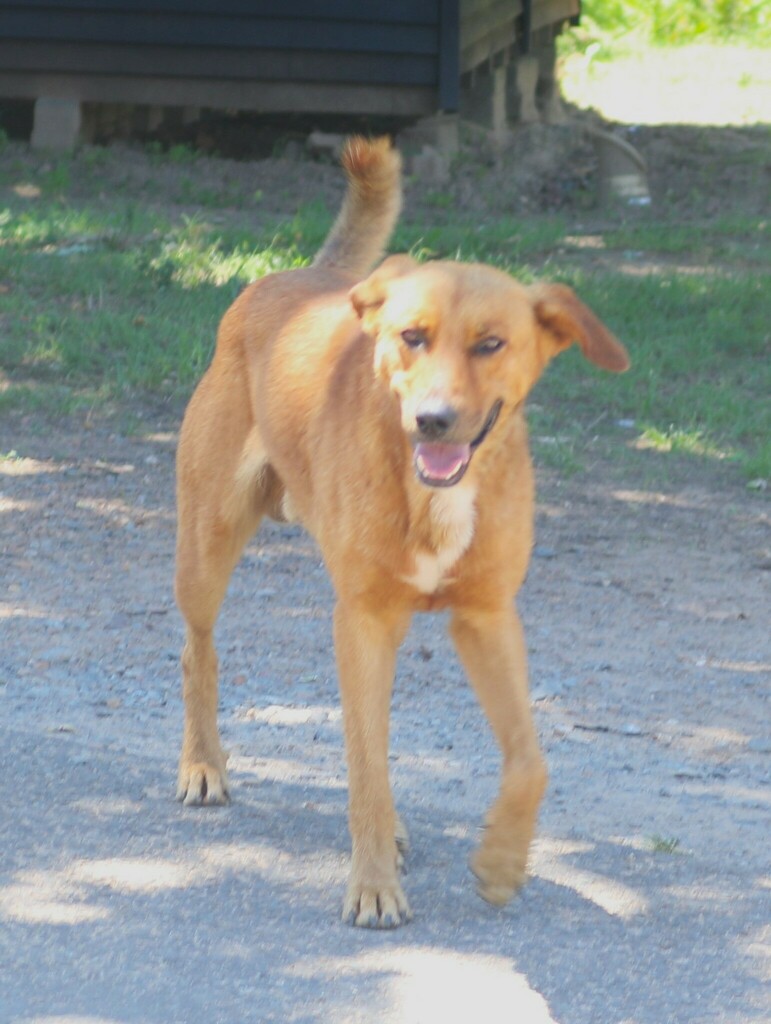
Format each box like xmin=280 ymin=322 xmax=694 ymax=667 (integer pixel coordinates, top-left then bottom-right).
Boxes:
xmin=1 ymin=410 xmax=768 ymax=1024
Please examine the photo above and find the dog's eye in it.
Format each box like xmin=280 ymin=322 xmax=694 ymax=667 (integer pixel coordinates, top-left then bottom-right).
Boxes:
xmin=401 ymin=328 xmax=428 ymax=350
xmin=472 ymin=336 xmax=505 ymax=356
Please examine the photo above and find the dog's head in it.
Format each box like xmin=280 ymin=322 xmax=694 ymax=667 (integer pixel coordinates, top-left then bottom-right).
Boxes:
xmin=350 ymin=256 xmax=629 ymax=488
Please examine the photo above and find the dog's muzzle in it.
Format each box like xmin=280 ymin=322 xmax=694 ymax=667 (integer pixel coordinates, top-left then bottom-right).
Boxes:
xmin=413 ymin=400 xmax=503 ymax=488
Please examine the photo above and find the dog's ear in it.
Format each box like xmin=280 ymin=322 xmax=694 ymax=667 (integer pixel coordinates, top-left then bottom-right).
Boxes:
xmin=350 ymin=254 xmax=417 ymax=324
xmin=529 ymin=283 xmax=630 ymax=372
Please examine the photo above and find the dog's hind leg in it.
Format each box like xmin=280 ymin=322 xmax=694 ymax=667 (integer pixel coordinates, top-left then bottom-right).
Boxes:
xmin=174 ymin=378 xmax=270 ymax=806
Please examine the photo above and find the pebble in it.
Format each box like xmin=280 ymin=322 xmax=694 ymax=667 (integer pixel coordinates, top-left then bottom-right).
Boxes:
xmin=533 ymin=545 xmax=557 ymax=559
xmin=38 ymin=646 xmax=72 ymax=662
xmin=531 ymin=676 xmax=578 ymax=701
xmin=747 ymin=737 xmax=771 ymax=754
xmin=621 ymin=723 xmax=643 ymax=736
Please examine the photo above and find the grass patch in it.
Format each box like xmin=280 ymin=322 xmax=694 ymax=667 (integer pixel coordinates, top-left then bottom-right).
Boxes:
xmin=396 ymin=217 xmax=567 ymax=268
xmin=525 ymin=266 xmax=770 ymax=479
xmin=0 ymin=197 xmax=311 ymax=398
xmin=1 ymin=145 xmax=768 ymax=483
xmin=601 ymin=216 xmax=771 ymax=266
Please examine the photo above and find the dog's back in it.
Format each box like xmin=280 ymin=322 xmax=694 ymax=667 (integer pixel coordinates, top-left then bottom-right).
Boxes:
xmin=208 ymin=136 xmax=402 ymax=384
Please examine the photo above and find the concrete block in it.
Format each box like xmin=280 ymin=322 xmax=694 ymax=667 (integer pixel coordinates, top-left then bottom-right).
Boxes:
xmin=410 ymin=145 xmax=451 ymax=186
xmin=79 ymin=104 xmax=98 ymax=144
xmin=31 ymin=97 xmax=82 ymax=151
xmin=399 ymin=113 xmax=459 ymax=156
xmin=509 ymin=56 xmax=540 ymax=123
xmin=534 ymin=33 xmax=567 ymax=124
xmin=147 ymin=106 xmax=165 ymax=132
xmin=461 ymin=65 xmax=508 ymax=135
xmin=306 ymin=130 xmax=344 ymax=160
xmin=539 ymin=87 xmax=567 ymax=124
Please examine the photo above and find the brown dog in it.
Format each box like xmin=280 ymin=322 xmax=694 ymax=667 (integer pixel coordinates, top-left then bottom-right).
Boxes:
xmin=175 ymin=137 xmax=629 ymax=928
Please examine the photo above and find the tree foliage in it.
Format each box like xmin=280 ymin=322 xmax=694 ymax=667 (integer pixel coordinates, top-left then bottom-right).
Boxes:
xmin=577 ymin=0 xmax=771 ymax=46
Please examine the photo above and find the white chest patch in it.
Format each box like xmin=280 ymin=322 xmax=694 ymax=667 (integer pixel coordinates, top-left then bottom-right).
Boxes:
xmin=404 ymin=484 xmax=477 ymax=594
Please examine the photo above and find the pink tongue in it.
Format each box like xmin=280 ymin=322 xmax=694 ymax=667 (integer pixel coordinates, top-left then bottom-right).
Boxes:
xmin=415 ymin=443 xmax=471 ymax=481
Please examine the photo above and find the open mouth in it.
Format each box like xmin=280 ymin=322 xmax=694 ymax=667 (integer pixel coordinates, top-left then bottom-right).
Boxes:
xmin=413 ymin=400 xmax=502 ymax=488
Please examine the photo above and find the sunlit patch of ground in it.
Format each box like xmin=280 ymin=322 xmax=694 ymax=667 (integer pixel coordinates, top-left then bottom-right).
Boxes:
xmin=561 ymin=44 xmax=771 ymax=125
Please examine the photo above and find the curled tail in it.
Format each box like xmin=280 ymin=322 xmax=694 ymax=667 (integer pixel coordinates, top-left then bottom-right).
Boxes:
xmin=312 ymin=136 xmax=402 ymax=277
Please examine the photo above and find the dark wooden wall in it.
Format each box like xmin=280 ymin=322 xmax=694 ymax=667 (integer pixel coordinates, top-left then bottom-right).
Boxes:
xmin=0 ymin=1 xmax=577 ymax=118
xmin=0 ymin=1 xmax=458 ymax=115
xmin=461 ymin=0 xmax=579 ymax=72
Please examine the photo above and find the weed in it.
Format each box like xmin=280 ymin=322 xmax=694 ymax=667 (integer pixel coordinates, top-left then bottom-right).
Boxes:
xmin=532 ymin=436 xmax=584 ymax=476
xmin=742 ymin=439 xmax=771 ymax=482
xmin=637 ymin=426 xmax=731 ymax=461
xmin=40 ymin=162 xmax=72 ymax=196
xmin=425 ymin=191 xmax=454 ymax=210
xmin=168 ymin=143 xmax=199 ymax=164
xmin=81 ymin=147 xmax=110 ymax=170
xmin=649 ymin=835 xmax=681 ymax=854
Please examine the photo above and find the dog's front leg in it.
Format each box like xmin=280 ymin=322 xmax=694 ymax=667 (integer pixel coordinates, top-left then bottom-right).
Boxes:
xmin=177 ymin=627 xmax=229 ymax=804
xmin=334 ymin=599 xmax=412 ymax=928
xmin=450 ymin=604 xmax=548 ymax=906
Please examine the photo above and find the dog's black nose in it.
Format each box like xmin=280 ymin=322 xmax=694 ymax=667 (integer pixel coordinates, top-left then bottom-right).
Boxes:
xmin=415 ymin=401 xmax=458 ymax=439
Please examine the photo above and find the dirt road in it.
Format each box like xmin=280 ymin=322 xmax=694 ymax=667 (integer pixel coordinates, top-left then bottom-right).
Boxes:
xmin=1 ymin=414 xmax=768 ymax=1023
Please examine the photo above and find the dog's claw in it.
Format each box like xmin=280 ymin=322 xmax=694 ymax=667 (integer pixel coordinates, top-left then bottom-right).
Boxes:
xmin=177 ymin=761 xmax=230 ymax=807
xmin=342 ymin=878 xmax=412 ymax=929
xmin=395 ymin=814 xmax=410 ymax=872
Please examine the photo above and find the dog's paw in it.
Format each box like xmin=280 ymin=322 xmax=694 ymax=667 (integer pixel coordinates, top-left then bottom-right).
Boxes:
xmin=469 ymin=835 xmax=528 ymax=907
xmin=342 ymin=878 xmax=412 ymax=929
xmin=470 ymin=756 xmax=545 ymax=905
xmin=176 ymin=761 xmax=230 ymax=806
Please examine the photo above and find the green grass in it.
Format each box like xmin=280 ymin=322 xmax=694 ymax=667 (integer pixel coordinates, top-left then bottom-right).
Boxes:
xmin=1 ymin=150 xmax=769 ymax=483
xmin=600 ymin=216 xmax=771 ymax=266
xmin=0 ymin=199 xmax=312 ymax=403
xmin=529 ymin=265 xmax=770 ymax=479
